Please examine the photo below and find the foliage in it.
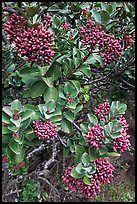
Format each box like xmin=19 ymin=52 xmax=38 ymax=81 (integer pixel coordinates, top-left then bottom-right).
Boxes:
xmin=2 ymin=1 xmax=134 ymax=202
xmin=18 ymin=177 xmax=39 ymax=202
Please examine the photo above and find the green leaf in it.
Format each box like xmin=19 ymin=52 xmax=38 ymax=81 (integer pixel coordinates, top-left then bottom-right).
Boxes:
xmin=75 ymin=145 xmax=85 ymax=161
xmin=2 ymin=112 xmax=11 ymax=124
xmin=6 ymin=146 xmax=25 ymax=164
xmin=2 ymin=126 xmax=12 ymax=134
xmin=20 ymin=118 xmax=31 ymax=131
xmin=83 ymin=176 xmax=92 ymax=186
xmin=8 ymin=125 xmax=19 ymax=132
xmin=104 ymin=122 xmax=113 ymax=134
xmin=29 ymin=81 xmax=47 ymax=98
xmin=13 ymin=131 xmax=24 ymax=145
xmin=91 ymin=9 xmax=101 ymax=23
xmin=100 ymin=10 xmax=110 ymax=23
xmin=75 ymin=163 xmax=85 ymax=174
xmin=87 ymin=114 xmax=98 ymax=125
xmin=3 ymin=106 xmax=13 ymax=117
xmin=24 ymin=104 xmax=38 ymax=111
xmin=18 ymin=66 xmax=42 ymax=86
xmin=69 ymin=80 xmax=81 ymax=92
xmin=63 ymin=148 xmax=70 ymax=158
xmin=79 ymin=64 xmax=91 ymax=78
xmin=44 ymin=87 xmax=58 ymax=102
xmin=42 ymin=77 xmax=54 ymax=87
xmin=64 ymin=82 xmax=78 ymax=97
xmin=61 ymin=118 xmax=72 ymax=134
xmin=24 ymin=138 xmax=41 ymax=146
xmin=84 ymin=164 xmax=96 ymax=175
xmin=46 ymin=100 xmax=56 ymax=112
xmin=88 ymin=147 xmax=100 ymax=161
xmin=79 ymin=136 xmax=86 ymax=146
xmin=80 ymin=122 xmax=88 ymax=134
xmin=24 ymin=5 xmax=39 ymax=17
xmin=9 ymin=139 xmax=23 ymax=154
xmin=111 ymin=2 xmax=117 ymax=12
xmin=53 ymin=16 xmax=61 ymax=27
xmin=81 ymin=153 xmax=90 ymax=165
xmin=101 ymin=2 xmax=106 ymax=10
xmin=98 ymin=146 xmax=108 ymax=155
xmin=20 ymin=110 xmax=35 ymax=122
xmin=118 ymin=104 xmax=127 ymax=114
xmin=37 ymin=65 xmax=50 ymax=76
xmin=51 ymin=115 xmax=62 ymax=123
xmin=106 ymin=152 xmax=121 ymax=157
xmin=92 ymin=53 xmax=103 ymax=66
xmin=11 ymin=100 xmax=22 ymax=112
xmin=70 ymin=167 xmax=84 ymax=179
xmin=110 ymin=101 xmax=116 ymax=115
xmin=111 ymin=132 xmax=122 ymax=138
xmin=2 ymin=134 xmax=11 ymax=146
xmin=10 ymin=118 xmax=21 ymax=127
xmin=63 ymin=110 xmax=75 ymax=122
xmin=74 ymin=104 xmax=83 ymax=114
xmin=107 ymin=5 xmax=113 ymax=13
xmin=25 ymin=132 xmax=36 ymax=141
xmin=66 ymin=101 xmax=76 ymax=110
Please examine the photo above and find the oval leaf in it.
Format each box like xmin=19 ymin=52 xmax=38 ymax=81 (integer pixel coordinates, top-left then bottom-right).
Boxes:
xmin=44 ymin=87 xmax=58 ymax=102
xmin=87 ymin=114 xmax=98 ymax=125
xmin=100 ymin=10 xmax=110 ymax=23
xmin=29 ymin=81 xmax=47 ymax=99
xmin=75 ymin=145 xmax=85 ymax=161
xmin=9 ymin=139 xmax=23 ymax=154
xmin=70 ymin=167 xmax=84 ymax=179
xmin=11 ymin=99 xmax=22 ymax=112
xmin=91 ymin=9 xmax=101 ymax=23
xmin=81 ymin=153 xmax=90 ymax=165
xmin=83 ymin=176 xmax=92 ymax=186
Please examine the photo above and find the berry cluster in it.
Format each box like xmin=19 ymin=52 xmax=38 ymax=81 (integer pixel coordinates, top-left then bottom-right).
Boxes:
xmin=42 ymin=14 xmax=52 ymax=29
xmin=62 ymin=158 xmax=114 ymax=200
xmin=4 ymin=13 xmax=55 ymax=66
xmin=14 ymin=26 xmax=55 ymax=66
xmin=94 ymin=101 xmax=110 ymax=120
xmin=112 ymin=115 xmax=131 ymax=153
xmin=93 ymin=158 xmax=115 ymax=184
xmin=100 ymin=35 xmax=122 ymax=66
xmin=81 ymin=9 xmax=89 ymax=18
xmin=84 ymin=124 xmax=105 ymax=150
xmin=4 ymin=13 xmax=26 ymax=43
xmin=62 ymin=20 xmax=71 ymax=31
xmin=33 ymin=120 xmax=58 ymax=140
xmin=66 ymin=97 xmax=74 ymax=104
xmin=124 ymin=35 xmax=134 ymax=49
xmin=2 ymin=156 xmax=8 ymax=163
xmin=13 ymin=162 xmax=25 ymax=171
xmin=80 ymin=20 xmax=122 ymax=66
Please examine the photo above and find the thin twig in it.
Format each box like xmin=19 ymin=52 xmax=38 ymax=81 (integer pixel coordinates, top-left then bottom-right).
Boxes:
xmin=2 ymin=190 xmax=22 ymax=198
xmin=38 ymin=176 xmax=60 ymax=195
xmin=15 ymin=183 xmax=19 ymax=197
xmin=72 ymin=122 xmax=82 ymax=133
xmin=84 ymin=56 xmax=122 ymax=85
xmin=44 ymin=140 xmax=57 ymax=170
xmin=27 ymin=144 xmax=47 ymax=158
xmin=57 ymin=135 xmax=67 ymax=147
xmin=3 ymin=7 xmax=18 ymax=14
xmin=116 ymin=57 xmax=135 ymax=75
xmin=61 ymin=52 xmax=91 ymax=83
xmin=121 ymin=78 xmax=135 ymax=90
